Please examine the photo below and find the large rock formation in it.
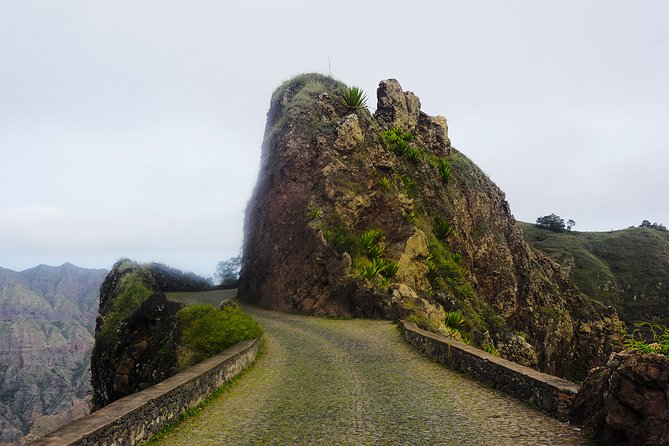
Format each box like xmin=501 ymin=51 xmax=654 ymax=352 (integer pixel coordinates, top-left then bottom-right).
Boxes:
xmin=571 ymin=350 xmax=669 ymax=445
xmin=0 ymin=263 xmax=106 ymax=445
xmin=239 ymin=74 xmax=623 ymax=379
xmin=90 ymin=260 xmax=211 ymax=409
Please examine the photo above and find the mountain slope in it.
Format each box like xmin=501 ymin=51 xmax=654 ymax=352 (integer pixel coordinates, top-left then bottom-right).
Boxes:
xmin=239 ymin=74 xmax=623 ymax=380
xmin=0 ymin=264 xmax=106 ymax=445
xmin=518 ymin=222 xmax=669 ymax=326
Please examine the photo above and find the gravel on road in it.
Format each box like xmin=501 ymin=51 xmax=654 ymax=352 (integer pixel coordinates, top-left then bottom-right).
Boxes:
xmin=150 ymin=306 xmax=592 ymax=446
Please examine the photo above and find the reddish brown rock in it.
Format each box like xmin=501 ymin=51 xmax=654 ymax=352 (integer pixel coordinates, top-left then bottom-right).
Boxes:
xmin=571 ymin=350 xmax=669 ymax=445
xmin=239 ymin=73 xmax=622 ymax=380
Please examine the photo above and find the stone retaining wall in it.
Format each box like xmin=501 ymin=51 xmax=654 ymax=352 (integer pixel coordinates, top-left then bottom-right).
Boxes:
xmin=400 ymin=321 xmax=579 ymax=420
xmin=31 ymin=337 xmax=262 ymax=446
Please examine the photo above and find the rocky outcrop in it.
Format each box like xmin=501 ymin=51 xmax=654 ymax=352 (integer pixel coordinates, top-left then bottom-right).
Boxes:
xmin=239 ymin=74 xmax=622 ymax=380
xmin=0 ymin=264 xmax=106 ymax=445
xmin=91 ymin=260 xmax=199 ymax=409
xmin=571 ymin=350 xmax=669 ymax=445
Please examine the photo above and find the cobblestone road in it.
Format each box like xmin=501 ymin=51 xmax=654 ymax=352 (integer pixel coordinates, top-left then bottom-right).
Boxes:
xmin=152 ymin=307 xmax=593 ymax=445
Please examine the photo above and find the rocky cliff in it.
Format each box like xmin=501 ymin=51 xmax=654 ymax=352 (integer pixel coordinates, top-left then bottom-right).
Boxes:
xmin=239 ymin=74 xmax=623 ymax=380
xmin=0 ymin=263 xmax=106 ymax=445
xmin=90 ymin=260 xmax=211 ymax=409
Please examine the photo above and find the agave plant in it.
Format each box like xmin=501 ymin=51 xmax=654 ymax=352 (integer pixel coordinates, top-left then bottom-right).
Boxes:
xmin=444 ymin=310 xmax=466 ymax=332
xmin=437 ymin=158 xmax=452 ymax=183
xmin=406 ymin=147 xmax=424 ymax=163
xmin=358 ymin=229 xmax=384 ymax=258
xmin=434 ymin=216 xmax=452 ymax=240
xmin=339 ymin=86 xmax=368 ymax=110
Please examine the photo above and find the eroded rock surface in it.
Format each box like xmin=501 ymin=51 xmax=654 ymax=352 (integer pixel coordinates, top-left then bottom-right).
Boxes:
xmin=239 ymin=73 xmax=622 ymax=379
xmin=571 ymin=350 xmax=669 ymax=446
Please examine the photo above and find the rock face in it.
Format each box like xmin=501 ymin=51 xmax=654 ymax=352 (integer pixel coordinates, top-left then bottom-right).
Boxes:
xmin=239 ymin=74 xmax=623 ymax=380
xmin=90 ymin=260 xmax=206 ymax=409
xmin=0 ymin=263 xmax=106 ymax=445
xmin=571 ymin=350 xmax=669 ymax=445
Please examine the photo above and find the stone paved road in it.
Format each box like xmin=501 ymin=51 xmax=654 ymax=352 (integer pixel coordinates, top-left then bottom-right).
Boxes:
xmin=151 ymin=307 xmax=593 ymax=446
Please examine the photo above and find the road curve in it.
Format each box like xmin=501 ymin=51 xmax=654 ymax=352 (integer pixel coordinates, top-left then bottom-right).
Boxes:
xmin=150 ymin=306 xmax=592 ymax=446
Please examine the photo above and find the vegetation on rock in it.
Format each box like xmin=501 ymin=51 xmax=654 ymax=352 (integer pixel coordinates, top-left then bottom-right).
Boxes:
xmin=239 ymin=74 xmax=623 ymax=380
xmin=338 ymin=85 xmax=368 ymax=110
xmin=91 ymin=259 xmax=261 ymax=410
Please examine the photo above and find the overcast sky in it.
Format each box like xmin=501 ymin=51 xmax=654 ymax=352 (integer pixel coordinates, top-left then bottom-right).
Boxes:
xmin=1 ymin=0 xmax=667 ymax=278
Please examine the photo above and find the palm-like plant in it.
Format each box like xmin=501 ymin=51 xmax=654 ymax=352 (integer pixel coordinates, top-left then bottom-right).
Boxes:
xmin=339 ymin=86 xmax=368 ymax=110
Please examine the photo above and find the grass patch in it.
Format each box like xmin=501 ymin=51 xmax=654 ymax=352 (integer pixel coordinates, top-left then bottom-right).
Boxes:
xmin=99 ymin=272 xmax=152 ymax=342
xmin=176 ymin=305 xmax=263 ymax=370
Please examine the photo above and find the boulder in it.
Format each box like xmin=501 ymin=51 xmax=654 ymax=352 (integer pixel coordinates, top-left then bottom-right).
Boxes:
xmin=571 ymin=350 xmax=669 ymax=445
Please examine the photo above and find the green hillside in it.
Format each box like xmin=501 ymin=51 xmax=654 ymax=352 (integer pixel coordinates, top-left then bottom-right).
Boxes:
xmin=518 ymin=222 xmax=669 ymax=326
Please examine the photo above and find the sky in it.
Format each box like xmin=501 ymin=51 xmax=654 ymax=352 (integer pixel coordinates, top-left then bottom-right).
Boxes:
xmin=1 ymin=0 xmax=667 ymax=279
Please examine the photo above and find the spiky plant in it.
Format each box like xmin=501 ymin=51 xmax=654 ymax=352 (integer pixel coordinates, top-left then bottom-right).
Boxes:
xmin=379 ymin=258 xmax=399 ymax=278
xmin=406 ymin=147 xmax=424 ymax=163
xmin=339 ymin=86 xmax=368 ymax=110
xmin=444 ymin=310 xmax=466 ymax=332
xmin=382 ymin=127 xmax=414 ymax=156
xmin=378 ymin=176 xmax=391 ymax=191
xmin=358 ymin=229 xmax=384 ymax=258
xmin=434 ymin=216 xmax=452 ymax=240
xmin=437 ymin=158 xmax=452 ymax=183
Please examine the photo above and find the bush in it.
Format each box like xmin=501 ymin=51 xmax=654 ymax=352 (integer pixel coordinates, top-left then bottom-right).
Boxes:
xmin=437 ymin=158 xmax=452 ymax=183
xmin=177 ymin=305 xmax=262 ymax=369
xmin=358 ymin=229 xmax=384 ymax=258
xmin=433 ymin=216 xmax=452 ymax=241
xmin=382 ymin=127 xmax=414 ymax=156
xmin=625 ymin=323 xmax=669 ymax=357
xmin=444 ymin=310 xmax=466 ymax=332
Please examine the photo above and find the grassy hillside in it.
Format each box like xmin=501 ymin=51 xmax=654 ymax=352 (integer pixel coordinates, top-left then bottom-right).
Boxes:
xmin=518 ymin=222 xmax=669 ymax=325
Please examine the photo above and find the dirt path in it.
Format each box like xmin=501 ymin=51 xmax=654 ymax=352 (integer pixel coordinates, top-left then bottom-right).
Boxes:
xmin=151 ymin=306 xmax=592 ymax=445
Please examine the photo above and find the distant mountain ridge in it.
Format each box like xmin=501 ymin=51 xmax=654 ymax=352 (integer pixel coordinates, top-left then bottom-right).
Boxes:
xmin=0 ymin=263 xmax=106 ymax=445
xmin=518 ymin=222 xmax=669 ymax=326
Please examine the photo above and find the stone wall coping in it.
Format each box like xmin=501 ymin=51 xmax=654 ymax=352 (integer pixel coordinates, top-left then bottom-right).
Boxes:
xmin=400 ymin=321 xmax=580 ymax=420
xmin=31 ymin=337 xmax=261 ymax=446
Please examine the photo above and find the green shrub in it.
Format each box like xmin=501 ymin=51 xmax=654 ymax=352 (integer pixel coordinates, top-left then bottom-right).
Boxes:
xmin=399 ymin=175 xmax=416 ymax=194
xmin=378 ymin=176 xmax=391 ymax=191
xmin=437 ymin=158 xmax=452 ymax=183
xmin=359 ymin=262 xmax=384 ymax=280
xmin=382 ymin=127 xmax=414 ymax=156
xmin=379 ymin=258 xmax=399 ymax=278
xmin=433 ymin=216 xmax=452 ymax=240
xmin=308 ymin=208 xmax=322 ymax=220
xmin=339 ymin=86 xmax=368 ymax=110
xmin=444 ymin=310 xmax=466 ymax=332
xmin=177 ymin=305 xmax=262 ymax=369
xmin=625 ymin=323 xmax=669 ymax=357
xmin=358 ymin=229 xmax=384 ymax=258
xmin=405 ymin=147 xmax=424 ymax=163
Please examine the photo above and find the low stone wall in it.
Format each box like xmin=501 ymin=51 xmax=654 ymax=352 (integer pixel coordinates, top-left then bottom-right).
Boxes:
xmin=400 ymin=321 xmax=579 ymax=421
xmin=31 ymin=337 xmax=262 ymax=446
